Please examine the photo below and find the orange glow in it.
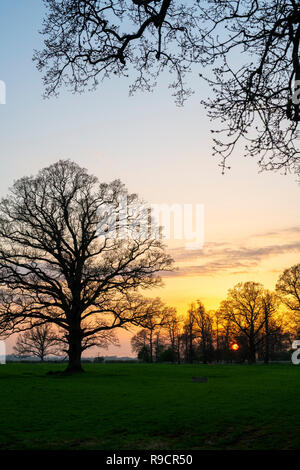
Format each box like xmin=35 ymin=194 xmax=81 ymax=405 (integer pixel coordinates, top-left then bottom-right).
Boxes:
xmin=231 ymin=343 xmax=239 ymax=351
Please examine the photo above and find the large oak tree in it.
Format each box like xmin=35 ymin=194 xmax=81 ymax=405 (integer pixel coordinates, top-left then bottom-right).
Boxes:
xmin=0 ymin=160 xmax=172 ymax=372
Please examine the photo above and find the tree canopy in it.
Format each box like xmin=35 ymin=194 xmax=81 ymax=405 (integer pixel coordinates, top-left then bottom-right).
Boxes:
xmin=34 ymin=0 xmax=300 ymax=174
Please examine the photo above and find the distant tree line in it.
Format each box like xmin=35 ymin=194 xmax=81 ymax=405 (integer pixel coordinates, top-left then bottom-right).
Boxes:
xmin=132 ymin=267 xmax=300 ymax=364
xmin=11 ymin=264 xmax=300 ymax=364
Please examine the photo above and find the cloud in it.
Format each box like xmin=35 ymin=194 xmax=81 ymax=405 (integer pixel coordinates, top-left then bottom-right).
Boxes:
xmin=165 ymin=260 xmax=255 ymax=277
xmin=253 ymin=226 xmax=300 ymax=238
xmin=165 ymin=233 xmax=300 ymax=277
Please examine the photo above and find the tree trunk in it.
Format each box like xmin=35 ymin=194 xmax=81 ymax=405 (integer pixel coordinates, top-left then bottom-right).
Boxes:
xmin=249 ymin=337 xmax=256 ymax=364
xmin=65 ymin=329 xmax=83 ymax=373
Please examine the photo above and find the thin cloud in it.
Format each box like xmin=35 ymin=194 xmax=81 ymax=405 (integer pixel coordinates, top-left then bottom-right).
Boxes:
xmin=253 ymin=226 xmax=300 ymax=237
xmin=166 ymin=237 xmax=300 ymax=277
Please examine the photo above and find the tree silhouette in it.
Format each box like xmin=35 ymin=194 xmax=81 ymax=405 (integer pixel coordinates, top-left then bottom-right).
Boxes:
xmin=276 ymin=264 xmax=300 ymax=325
xmin=261 ymin=290 xmax=280 ymax=364
xmin=219 ymin=282 xmax=278 ymax=363
xmin=0 ymin=160 xmax=172 ymax=373
xmin=182 ymin=306 xmax=197 ymax=364
xmin=35 ymin=0 xmax=300 ymax=173
xmin=13 ymin=325 xmax=62 ymax=361
xmin=162 ymin=307 xmax=182 ymax=363
xmin=130 ymin=297 xmax=172 ymax=362
xmin=199 ymin=0 xmax=300 ymax=174
xmin=34 ymin=0 xmax=202 ymax=105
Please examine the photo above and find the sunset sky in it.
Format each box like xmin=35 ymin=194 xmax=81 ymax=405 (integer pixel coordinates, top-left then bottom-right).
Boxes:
xmin=1 ymin=1 xmax=300 ymax=356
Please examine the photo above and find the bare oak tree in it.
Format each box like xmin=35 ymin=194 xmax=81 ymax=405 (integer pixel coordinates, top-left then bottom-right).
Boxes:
xmin=13 ymin=324 xmax=62 ymax=361
xmin=219 ymin=282 xmax=278 ymax=363
xmin=190 ymin=300 xmax=214 ymax=364
xmin=34 ymin=1 xmax=300 ymax=174
xmin=276 ymin=263 xmax=300 ymax=325
xmin=199 ymin=0 xmax=300 ymax=174
xmin=162 ymin=307 xmax=182 ymax=363
xmin=261 ymin=290 xmax=280 ymax=363
xmin=130 ymin=296 xmax=172 ymax=362
xmin=131 ymin=329 xmax=150 ymax=361
xmin=0 ymin=160 xmax=172 ymax=373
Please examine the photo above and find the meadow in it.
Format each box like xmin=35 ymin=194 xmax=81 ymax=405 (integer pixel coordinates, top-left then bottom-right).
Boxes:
xmin=0 ymin=363 xmax=299 ymax=450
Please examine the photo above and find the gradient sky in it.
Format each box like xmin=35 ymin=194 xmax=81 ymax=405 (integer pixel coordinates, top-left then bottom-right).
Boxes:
xmin=1 ymin=1 xmax=300 ymax=356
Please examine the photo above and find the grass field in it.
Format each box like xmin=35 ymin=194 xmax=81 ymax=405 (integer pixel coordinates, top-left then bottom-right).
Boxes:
xmin=0 ymin=363 xmax=299 ymax=450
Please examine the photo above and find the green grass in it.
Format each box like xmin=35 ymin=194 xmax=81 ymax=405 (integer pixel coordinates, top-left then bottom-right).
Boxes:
xmin=0 ymin=362 xmax=299 ymax=450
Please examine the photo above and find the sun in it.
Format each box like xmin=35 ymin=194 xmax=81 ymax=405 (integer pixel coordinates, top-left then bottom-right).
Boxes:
xmin=231 ymin=343 xmax=239 ymax=351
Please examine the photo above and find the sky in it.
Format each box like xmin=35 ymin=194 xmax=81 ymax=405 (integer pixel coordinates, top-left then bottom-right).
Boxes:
xmin=1 ymin=1 xmax=300 ymax=356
